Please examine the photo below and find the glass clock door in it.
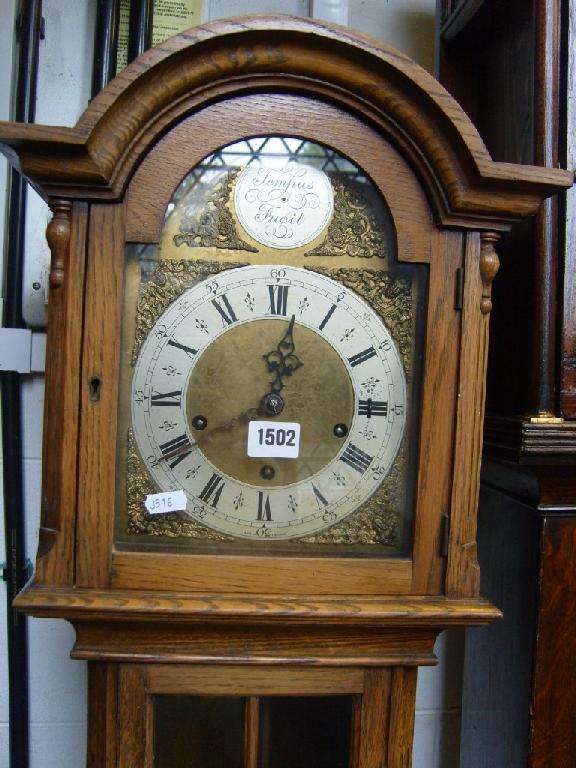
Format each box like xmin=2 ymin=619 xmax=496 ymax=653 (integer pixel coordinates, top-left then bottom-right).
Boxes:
xmin=114 ymin=136 xmax=427 ymax=558
xmin=153 ymin=694 xmax=354 ymax=768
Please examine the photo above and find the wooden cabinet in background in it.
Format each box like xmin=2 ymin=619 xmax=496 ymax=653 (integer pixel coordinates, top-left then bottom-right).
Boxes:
xmin=437 ymin=2 xmax=576 ymax=766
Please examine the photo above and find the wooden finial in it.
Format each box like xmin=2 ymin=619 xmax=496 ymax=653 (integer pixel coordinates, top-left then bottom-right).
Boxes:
xmin=46 ymin=199 xmax=72 ymax=289
xmin=479 ymin=232 xmax=500 ymax=314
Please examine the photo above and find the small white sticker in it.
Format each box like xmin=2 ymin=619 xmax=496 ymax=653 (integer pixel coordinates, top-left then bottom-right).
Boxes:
xmin=145 ymin=490 xmax=187 ymax=515
xmin=247 ymin=421 xmax=301 ymax=458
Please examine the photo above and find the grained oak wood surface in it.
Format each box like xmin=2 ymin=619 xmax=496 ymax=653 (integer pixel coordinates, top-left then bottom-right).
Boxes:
xmin=14 ymin=584 xmax=501 ymax=626
xmin=36 ymin=202 xmax=88 ymax=587
xmin=410 ymin=230 xmax=462 ymax=594
xmin=76 ymin=204 xmax=125 ymax=589
xmin=0 ymin=17 xmax=570 ymax=222
xmin=446 ymin=231 xmax=487 ymax=597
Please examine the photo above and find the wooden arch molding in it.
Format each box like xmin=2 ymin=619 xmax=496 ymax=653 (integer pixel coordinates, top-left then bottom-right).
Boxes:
xmin=0 ymin=16 xmax=571 ymax=227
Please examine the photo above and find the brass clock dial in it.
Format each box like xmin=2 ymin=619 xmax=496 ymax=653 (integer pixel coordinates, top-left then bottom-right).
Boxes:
xmin=131 ymin=265 xmax=406 ymax=540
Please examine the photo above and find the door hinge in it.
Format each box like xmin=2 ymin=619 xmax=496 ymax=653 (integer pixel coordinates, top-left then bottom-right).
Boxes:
xmin=441 ymin=514 xmax=450 ymax=558
xmin=0 ymin=327 xmax=46 ymax=373
xmin=454 ymin=266 xmax=464 ymax=310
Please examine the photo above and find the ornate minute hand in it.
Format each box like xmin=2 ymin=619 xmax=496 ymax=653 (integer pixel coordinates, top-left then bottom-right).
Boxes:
xmin=261 ymin=315 xmax=303 ymax=414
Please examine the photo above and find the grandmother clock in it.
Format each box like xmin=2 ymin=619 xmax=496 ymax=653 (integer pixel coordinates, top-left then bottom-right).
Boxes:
xmin=0 ymin=17 xmax=570 ymax=768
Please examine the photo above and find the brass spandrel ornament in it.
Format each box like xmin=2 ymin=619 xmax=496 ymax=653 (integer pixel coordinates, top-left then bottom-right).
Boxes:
xmin=307 ymin=266 xmax=414 ymax=375
xmin=172 ymin=170 xmax=258 ymax=253
xmin=125 ymin=429 xmax=233 ymax=541
xmin=132 ymin=259 xmax=247 ymax=364
xmin=305 ymin=174 xmax=390 ymax=260
xmin=301 ymin=443 xmax=406 ymax=548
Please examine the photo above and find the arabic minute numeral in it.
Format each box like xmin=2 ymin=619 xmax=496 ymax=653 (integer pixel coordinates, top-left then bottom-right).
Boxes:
xmin=192 ymin=503 xmax=208 ymax=520
xmin=155 ymin=324 xmax=168 ymax=339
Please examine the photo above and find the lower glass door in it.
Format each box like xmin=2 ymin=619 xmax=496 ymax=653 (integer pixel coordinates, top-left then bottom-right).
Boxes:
xmin=152 ymin=694 xmax=354 ymax=767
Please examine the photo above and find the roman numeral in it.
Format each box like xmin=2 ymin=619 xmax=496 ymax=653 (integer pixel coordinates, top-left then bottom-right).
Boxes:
xmin=318 ymin=304 xmax=336 ymax=331
xmin=348 ymin=346 xmax=377 ymax=367
xmin=167 ymin=339 xmax=197 ymax=357
xmin=212 ymin=294 xmax=238 ymax=325
xmin=269 ymin=285 xmax=289 ymax=315
xmin=312 ymin=484 xmax=329 ymax=508
xmin=358 ymin=399 xmax=388 ymax=418
xmin=159 ymin=433 xmax=192 ymax=468
xmin=151 ymin=390 xmax=182 ymax=407
xmin=199 ymin=473 xmax=225 ymax=508
xmin=257 ymin=492 xmax=272 ymax=521
xmin=340 ymin=443 xmax=373 ymax=474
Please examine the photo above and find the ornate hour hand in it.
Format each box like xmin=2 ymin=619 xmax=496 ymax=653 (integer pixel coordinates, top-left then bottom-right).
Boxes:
xmin=261 ymin=315 xmax=303 ymax=414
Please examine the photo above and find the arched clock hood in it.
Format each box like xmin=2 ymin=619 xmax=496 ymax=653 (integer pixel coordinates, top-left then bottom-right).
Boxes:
xmin=0 ymin=15 xmax=571 ymax=225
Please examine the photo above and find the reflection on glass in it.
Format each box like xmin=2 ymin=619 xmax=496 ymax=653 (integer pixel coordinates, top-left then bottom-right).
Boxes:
xmin=115 ymin=134 xmax=427 ymax=557
xmin=259 ymin=696 xmax=354 ymax=768
xmin=166 ymin=136 xmax=364 ymax=224
xmin=153 ymin=696 xmax=244 ymax=768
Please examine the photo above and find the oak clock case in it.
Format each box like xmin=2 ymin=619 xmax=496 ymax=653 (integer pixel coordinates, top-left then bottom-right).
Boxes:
xmin=115 ymin=138 xmax=427 ymax=556
xmin=3 ymin=17 xmax=571 ymax=768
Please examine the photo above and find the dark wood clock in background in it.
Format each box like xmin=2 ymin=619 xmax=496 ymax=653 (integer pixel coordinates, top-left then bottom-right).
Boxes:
xmin=437 ymin=1 xmax=576 ymax=766
xmin=0 ymin=16 xmax=570 ymax=767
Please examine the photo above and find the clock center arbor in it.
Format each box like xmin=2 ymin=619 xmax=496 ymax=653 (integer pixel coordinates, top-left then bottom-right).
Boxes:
xmin=1 ymin=16 xmax=570 ymax=768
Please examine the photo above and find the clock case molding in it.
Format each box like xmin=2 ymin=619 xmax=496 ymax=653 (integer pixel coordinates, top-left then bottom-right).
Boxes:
xmin=0 ymin=16 xmax=571 ymax=767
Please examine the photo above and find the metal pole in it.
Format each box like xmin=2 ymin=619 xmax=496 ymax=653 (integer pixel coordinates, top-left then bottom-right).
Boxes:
xmin=92 ymin=0 xmax=121 ymax=97
xmin=1 ymin=1 xmax=42 ymax=766
xmin=127 ymin=0 xmax=154 ymax=64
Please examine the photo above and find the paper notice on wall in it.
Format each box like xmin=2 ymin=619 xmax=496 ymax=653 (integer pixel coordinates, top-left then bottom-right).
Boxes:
xmin=117 ymin=0 xmax=202 ymax=73
xmin=153 ymin=0 xmax=203 ymax=45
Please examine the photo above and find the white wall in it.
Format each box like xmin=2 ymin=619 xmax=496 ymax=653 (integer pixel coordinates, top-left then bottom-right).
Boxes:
xmin=0 ymin=2 xmax=464 ymax=768
xmin=0 ymin=3 xmax=17 ymax=759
